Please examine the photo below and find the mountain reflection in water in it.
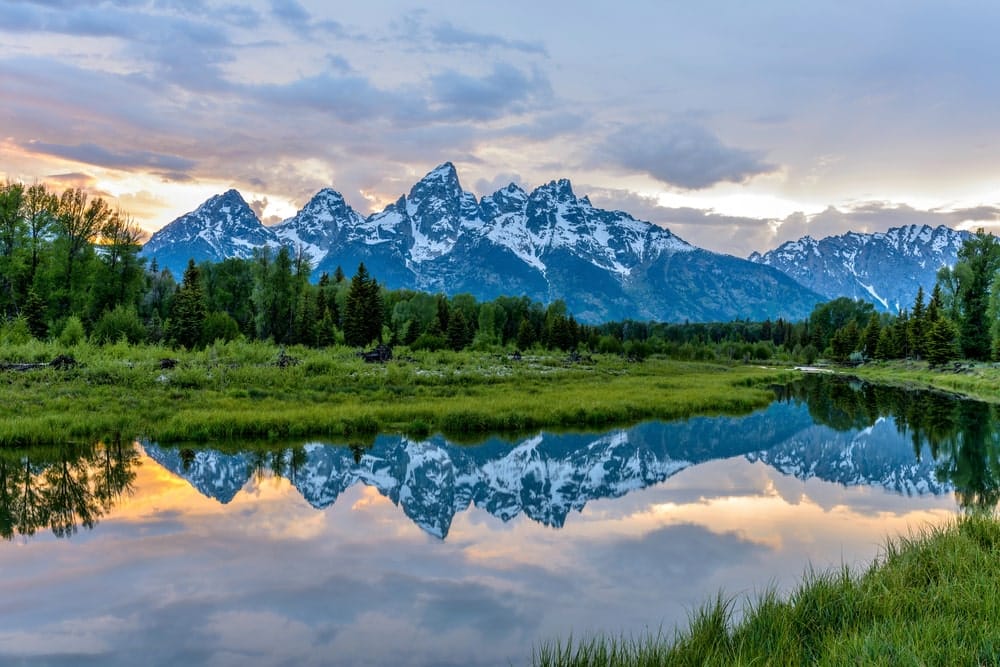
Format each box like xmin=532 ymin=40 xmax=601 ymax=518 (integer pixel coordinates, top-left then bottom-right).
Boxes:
xmin=3 ymin=375 xmax=999 ymax=542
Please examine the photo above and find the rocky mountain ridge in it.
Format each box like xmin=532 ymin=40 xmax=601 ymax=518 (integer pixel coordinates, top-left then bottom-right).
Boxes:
xmin=141 ymin=163 xmax=821 ymax=322
xmin=749 ymin=224 xmax=970 ymax=312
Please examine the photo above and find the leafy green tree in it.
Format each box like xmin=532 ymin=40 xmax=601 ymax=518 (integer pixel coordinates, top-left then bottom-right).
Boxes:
xmin=168 ymin=260 xmax=208 ymax=349
xmin=55 ymin=188 xmax=112 ymax=313
xmin=201 ymin=258 xmax=255 ymax=335
xmin=22 ymin=183 xmax=57 ymax=288
xmin=874 ymin=327 xmax=895 ymax=360
xmin=0 ymin=182 xmax=32 ymax=319
xmin=808 ymin=297 xmax=875 ymax=352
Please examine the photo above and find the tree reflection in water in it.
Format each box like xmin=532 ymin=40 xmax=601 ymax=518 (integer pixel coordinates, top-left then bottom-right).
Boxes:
xmin=0 ymin=437 xmax=139 ymax=540
xmin=783 ymin=375 xmax=1000 ymax=512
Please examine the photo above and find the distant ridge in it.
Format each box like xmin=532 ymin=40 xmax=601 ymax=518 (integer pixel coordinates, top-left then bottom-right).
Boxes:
xmin=750 ymin=224 xmax=969 ymax=312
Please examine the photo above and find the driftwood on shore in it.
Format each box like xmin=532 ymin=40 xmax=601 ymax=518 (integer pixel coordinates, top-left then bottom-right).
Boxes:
xmin=0 ymin=354 xmax=78 ymax=372
xmin=359 ymin=344 xmax=393 ymax=363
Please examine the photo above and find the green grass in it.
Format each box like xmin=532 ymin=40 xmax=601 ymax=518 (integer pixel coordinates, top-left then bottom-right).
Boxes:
xmin=852 ymin=359 xmax=1000 ymax=404
xmin=0 ymin=340 xmax=794 ymax=446
xmin=534 ymin=514 xmax=1000 ymax=666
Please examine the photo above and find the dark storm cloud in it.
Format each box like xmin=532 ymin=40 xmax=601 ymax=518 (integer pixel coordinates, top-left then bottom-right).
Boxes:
xmin=604 ymin=122 xmax=776 ymax=190
xmin=21 ymin=141 xmax=197 ymax=172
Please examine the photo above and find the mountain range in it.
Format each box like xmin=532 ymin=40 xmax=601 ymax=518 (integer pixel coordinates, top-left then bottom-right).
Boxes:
xmin=749 ymin=225 xmax=969 ymax=312
xmin=143 ymin=398 xmax=950 ymax=540
xmin=141 ymin=163 xmax=821 ymax=323
xmin=141 ymin=163 xmax=969 ymax=321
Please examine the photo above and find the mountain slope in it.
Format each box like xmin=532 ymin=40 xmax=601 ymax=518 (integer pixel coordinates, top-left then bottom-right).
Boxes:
xmin=750 ymin=225 xmax=969 ymax=312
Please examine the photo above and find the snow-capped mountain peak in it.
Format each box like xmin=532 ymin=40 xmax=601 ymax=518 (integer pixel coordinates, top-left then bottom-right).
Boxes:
xmin=751 ymin=224 xmax=969 ymax=312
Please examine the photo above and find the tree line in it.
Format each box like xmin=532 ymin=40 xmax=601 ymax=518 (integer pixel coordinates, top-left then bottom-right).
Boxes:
xmin=3 ymin=179 xmax=1000 ymax=365
xmin=801 ymin=230 xmax=1000 ymax=367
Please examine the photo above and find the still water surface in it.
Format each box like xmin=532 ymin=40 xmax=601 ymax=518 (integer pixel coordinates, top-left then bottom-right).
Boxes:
xmin=1 ymin=376 xmax=996 ymax=665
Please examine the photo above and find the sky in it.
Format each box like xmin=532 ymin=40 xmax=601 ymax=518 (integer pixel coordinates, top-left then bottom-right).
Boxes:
xmin=2 ymin=0 xmax=1000 ymax=256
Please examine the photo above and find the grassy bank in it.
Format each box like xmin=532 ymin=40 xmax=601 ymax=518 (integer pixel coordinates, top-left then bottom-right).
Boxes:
xmin=851 ymin=359 xmax=1000 ymax=404
xmin=0 ymin=339 xmax=793 ymax=447
xmin=535 ymin=514 xmax=1000 ymax=666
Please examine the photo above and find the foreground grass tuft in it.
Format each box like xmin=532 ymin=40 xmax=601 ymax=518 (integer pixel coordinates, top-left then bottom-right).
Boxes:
xmin=535 ymin=514 xmax=1000 ymax=666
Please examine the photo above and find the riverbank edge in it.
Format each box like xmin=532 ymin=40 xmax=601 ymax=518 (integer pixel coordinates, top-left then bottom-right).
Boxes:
xmin=534 ymin=513 xmax=1000 ymax=665
xmin=838 ymin=359 xmax=1000 ymax=404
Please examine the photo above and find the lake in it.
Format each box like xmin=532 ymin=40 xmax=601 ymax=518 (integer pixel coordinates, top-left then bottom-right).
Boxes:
xmin=1 ymin=375 xmax=995 ymax=666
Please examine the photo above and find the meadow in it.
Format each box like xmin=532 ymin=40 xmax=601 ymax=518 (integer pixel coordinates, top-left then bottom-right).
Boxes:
xmin=0 ymin=339 xmax=793 ymax=447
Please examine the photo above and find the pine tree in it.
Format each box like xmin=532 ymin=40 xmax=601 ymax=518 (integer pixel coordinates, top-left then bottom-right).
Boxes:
xmin=927 ymin=283 xmax=944 ymax=323
xmin=516 ymin=318 xmax=535 ymax=350
xmin=343 ymin=263 xmax=383 ymax=347
xmin=926 ymin=318 xmax=960 ymax=368
xmin=446 ymin=309 xmax=470 ymax=350
xmin=167 ymin=259 xmax=207 ymax=349
xmin=957 ymin=230 xmax=1000 ymax=360
xmin=23 ymin=287 xmax=47 ymax=340
xmin=862 ymin=313 xmax=880 ymax=359
xmin=908 ymin=286 xmax=926 ymax=359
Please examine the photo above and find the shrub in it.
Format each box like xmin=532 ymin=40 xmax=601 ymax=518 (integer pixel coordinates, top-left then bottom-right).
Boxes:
xmin=411 ymin=333 xmax=447 ymax=351
xmin=58 ymin=316 xmax=86 ymax=347
xmin=0 ymin=316 xmax=33 ymax=345
xmin=202 ymin=311 xmax=240 ymax=345
xmin=92 ymin=305 xmax=147 ymax=345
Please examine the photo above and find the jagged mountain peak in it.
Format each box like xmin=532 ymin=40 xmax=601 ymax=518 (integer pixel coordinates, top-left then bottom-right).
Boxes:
xmin=409 ymin=162 xmax=462 ymax=200
xmin=532 ymin=178 xmax=576 ymax=202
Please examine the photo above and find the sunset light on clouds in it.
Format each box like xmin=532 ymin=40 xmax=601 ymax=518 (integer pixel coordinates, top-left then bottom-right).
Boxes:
xmin=3 ymin=0 xmax=1000 ymax=254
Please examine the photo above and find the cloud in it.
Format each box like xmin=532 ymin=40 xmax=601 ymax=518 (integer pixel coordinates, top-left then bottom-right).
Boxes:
xmin=947 ymin=206 xmax=1000 ymax=225
xmin=429 ymin=21 xmax=547 ymax=55
xmin=429 ymin=63 xmax=552 ymax=122
xmin=21 ymin=141 xmax=196 ymax=172
xmin=774 ymin=203 xmax=950 ymax=245
xmin=603 ymin=122 xmax=777 ymax=189
xmin=45 ymin=172 xmax=98 ymax=186
xmin=268 ymin=0 xmax=344 ymax=36
xmin=248 ymin=197 xmax=268 ymax=219
xmin=474 ymin=173 xmax=527 ymax=198
xmin=586 ymin=186 xmax=777 ymax=255
xmin=0 ymin=1 xmax=238 ymax=90
xmin=252 ymin=62 xmax=550 ymax=126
